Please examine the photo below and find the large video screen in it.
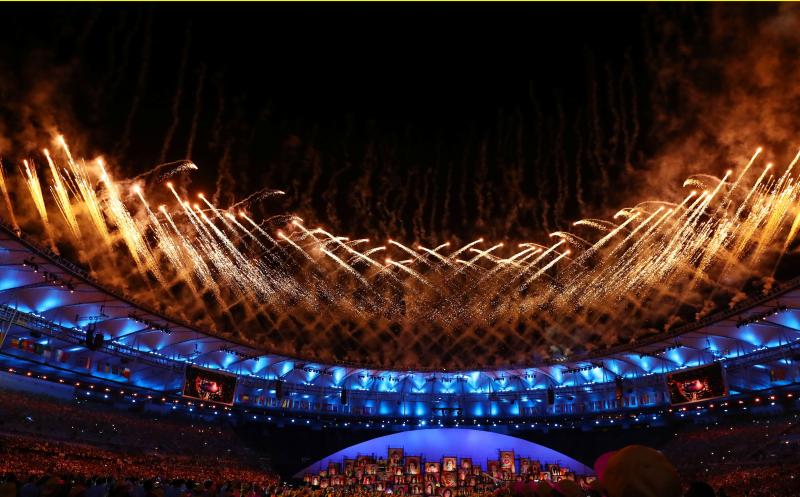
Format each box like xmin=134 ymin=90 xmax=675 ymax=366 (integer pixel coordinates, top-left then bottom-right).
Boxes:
xmin=182 ymin=365 xmax=237 ymax=405
xmin=666 ymin=362 xmax=727 ymax=405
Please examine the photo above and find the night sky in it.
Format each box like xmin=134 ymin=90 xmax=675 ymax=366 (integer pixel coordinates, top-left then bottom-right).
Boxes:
xmin=0 ymin=2 xmax=692 ymax=243
xmin=3 ymin=3 xmax=800 ymax=368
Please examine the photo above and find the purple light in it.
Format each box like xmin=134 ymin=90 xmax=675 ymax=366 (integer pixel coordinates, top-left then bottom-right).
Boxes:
xmin=294 ymin=428 xmax=593 ymax=477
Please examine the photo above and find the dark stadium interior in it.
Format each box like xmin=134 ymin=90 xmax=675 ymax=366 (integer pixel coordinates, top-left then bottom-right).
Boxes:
xmin=2 ymin=3 xmax=800 ymax=497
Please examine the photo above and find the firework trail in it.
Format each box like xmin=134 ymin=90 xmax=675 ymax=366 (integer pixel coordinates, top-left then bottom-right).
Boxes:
xmin=229 ymin=187 xmax=285 ymax=211
xmin=573 ymin=109 xmax=586 ymax=216
xmin=0 ymin=161 xmax=20 ymax=232
xmin=213 ymin=141 xmax=233 ymax=204
xmin=185 ymin=64 xmax=206 ymax=160
xmin=44 ymin=148 xmax=81 ymax=240
xmin=3 ymin=136 xmax=799 ymax=369
xmin=159 ymin=25 xmax=191 ymax=163
xmin=443 ymin=161 xmax=453 ymax=237
xmin=21 ymin=159 xmax=58 ymax=253
xmin=131 ymin=159 xmax=199 ymax=184
xmin=104 ymin=10 xmax=144 ymax=114
xmin=554 ymin=98 xmax=567 ymax=224
xmin=117 ymin=10 xmax=152 ymax=157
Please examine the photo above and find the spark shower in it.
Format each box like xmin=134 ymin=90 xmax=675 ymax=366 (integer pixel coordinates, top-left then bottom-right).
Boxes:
xmin=2 ymin=136 xmax=799 ymax=370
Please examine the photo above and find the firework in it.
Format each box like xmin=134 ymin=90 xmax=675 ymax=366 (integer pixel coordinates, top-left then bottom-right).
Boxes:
xmin=0 ymin=161 xmax=20 ymax=232
xmin=3 ymin=138 xmax=799 ymax=369
xmin=21 ymin=159 xmax=58 ymax=253
xmin=44 ymin=148 xmax=81 ymax=240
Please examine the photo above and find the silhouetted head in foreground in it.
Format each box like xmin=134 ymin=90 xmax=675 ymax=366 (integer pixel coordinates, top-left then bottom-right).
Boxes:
xmin=597 ymin=445 xmax=681 ymax=497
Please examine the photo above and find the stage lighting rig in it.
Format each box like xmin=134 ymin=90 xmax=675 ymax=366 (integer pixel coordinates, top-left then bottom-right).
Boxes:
xmin=219 ymin=346 xmax=262 ymax=361
xmin=736 ymin=304 xmax=789 ymax=328
xmin=84 ymin=322 xmax=104 ymax=351
xmin=128 ymin=313 xmax=172 ymax=334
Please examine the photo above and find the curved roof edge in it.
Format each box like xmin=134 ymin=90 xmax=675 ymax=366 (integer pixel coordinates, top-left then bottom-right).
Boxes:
xmin=3 ymin=222 xmax=799 ymax=377
xmin=293 ymin=428 xmax=593 ymax=478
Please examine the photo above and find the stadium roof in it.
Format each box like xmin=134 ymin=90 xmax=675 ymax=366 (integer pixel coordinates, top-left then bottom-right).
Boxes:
xmin=1 ymin=224 xmax=799 ymax=398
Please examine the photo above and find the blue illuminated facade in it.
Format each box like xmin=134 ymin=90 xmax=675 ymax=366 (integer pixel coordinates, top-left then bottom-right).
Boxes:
xmin=1 ymin=225 xmax=799 ymax=420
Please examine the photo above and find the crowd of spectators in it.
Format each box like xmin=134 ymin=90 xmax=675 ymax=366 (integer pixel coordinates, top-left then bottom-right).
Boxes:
xmin=0 ymin=389 xmax=247 ymax=458
xmin=2 ymin=386 xmax=799 ymax=497
xmin=0 ymin=475 xmax=284 ymax=497
xmin=0 ymin=387 xmax=277 ymax=486
xmin=0 ymin=433 xmax=278 ymax=485
xmin=659 ymin=413 xmax=800 ymax=497
xmin=661 ymin=416 xmax=799 ymax=470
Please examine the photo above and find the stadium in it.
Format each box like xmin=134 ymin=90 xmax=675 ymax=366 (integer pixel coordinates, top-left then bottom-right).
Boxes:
xmin=1 ymin=217 xmax=799 ymax=484
xmin=1 ymin=4 xmax=800 ymax=497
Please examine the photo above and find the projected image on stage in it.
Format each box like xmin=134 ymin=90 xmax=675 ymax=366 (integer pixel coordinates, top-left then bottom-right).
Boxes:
xmin=182 ymin=365 xmax=237 ymax=405
xmin=500 ymin=450 xmax=515 ymax=473
xmin=666 ymin=362 xmax=727 ymax=405
xmin=295 ymin=428 xmax=594 ymax=486
xmin=519 ymin=458 xmax=530 ymax=475
xmin=406 ymin=456 xmax=421 ymax=475
xmin=389 ymin=448 xmax=404 ymax=467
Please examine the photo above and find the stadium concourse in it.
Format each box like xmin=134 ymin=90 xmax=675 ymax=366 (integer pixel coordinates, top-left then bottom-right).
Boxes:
xmin=0 ymin=225 xmax=799 ymax=497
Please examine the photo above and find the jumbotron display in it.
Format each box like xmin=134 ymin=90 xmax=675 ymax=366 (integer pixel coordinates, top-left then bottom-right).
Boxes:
xmin=666 ymin=362 xmax=728 ymax=405
xmin=182 ymin=365 xmax=237 ymax=406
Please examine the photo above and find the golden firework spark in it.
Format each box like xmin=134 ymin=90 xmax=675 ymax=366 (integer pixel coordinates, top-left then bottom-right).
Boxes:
xmin=5 ymin=137 xmax=800 ymax=368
